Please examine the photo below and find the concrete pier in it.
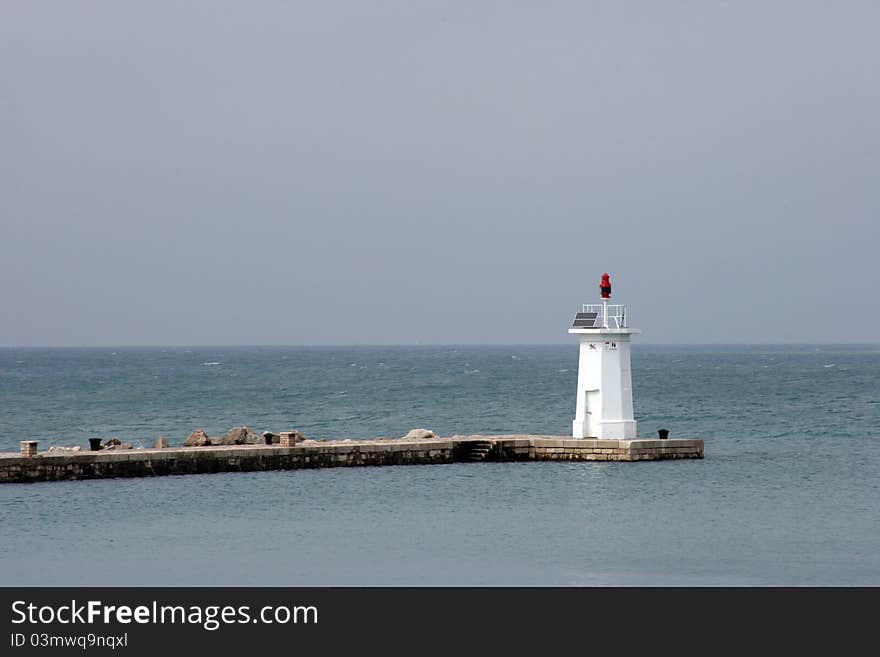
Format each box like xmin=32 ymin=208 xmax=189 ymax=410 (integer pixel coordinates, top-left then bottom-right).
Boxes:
xmin=0 ymin=436 xmax=703 ymax=484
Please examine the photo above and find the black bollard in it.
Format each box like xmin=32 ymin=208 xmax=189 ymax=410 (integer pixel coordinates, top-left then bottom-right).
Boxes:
xmin=89 ymin=437 xmax=103 ymax=451
xmin=658 ymin=429 xmax=669 ymax=440
xmin=264 ymin=434 xmax=273 ymax=445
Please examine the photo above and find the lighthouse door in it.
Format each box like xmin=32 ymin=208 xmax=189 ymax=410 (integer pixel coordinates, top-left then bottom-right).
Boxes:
xmin=584 ymin=388 xmax=600 ymax=438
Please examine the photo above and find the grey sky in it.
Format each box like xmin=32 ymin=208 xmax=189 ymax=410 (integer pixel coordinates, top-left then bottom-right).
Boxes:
xmin=2 ymin=1 xmax=878 ymax=346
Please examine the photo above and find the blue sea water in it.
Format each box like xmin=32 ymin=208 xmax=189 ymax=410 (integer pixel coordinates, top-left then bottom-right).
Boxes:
xmin=1 ymin=345 xmax=878 ymax=585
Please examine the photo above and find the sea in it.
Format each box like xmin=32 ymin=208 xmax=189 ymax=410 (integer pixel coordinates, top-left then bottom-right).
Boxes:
xmin=1 ymin=345 xmax=878 ymax=586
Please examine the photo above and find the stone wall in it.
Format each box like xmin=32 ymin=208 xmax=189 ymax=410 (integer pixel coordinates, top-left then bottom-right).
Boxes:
xmin=498 ymin=438 xmax=704 ymax=462
xmin=0 ymin=436 xmax=703 ymax=484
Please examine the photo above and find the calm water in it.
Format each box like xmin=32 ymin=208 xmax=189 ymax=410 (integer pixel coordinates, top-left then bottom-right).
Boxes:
xmin=1 ymin=345 xmax=879 ymax=585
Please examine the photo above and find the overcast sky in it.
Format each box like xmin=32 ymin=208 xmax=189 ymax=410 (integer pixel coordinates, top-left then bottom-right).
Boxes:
xmin=2 ymin=1 xmax=877 ymax=346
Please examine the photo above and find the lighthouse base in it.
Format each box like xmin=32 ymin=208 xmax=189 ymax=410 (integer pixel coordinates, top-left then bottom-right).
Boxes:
xmin=572 ymin=419 xmax=637 ymax=440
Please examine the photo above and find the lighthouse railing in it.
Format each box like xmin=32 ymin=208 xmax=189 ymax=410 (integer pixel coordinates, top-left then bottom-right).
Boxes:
xmin=580 ymin=304 xmax=628 ymax=329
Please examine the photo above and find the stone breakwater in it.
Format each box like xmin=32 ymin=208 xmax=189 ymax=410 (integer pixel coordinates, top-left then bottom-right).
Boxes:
xmin=0 ymin=436 xmax=703 ymax=484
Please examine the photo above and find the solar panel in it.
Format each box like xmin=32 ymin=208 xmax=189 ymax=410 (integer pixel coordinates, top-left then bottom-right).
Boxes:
xmin=572 ymin=312 xmax=597 ymax=328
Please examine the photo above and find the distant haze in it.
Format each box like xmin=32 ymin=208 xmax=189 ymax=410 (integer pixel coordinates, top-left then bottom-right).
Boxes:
xmin=2 ymin=1 xmax=878 ymax=346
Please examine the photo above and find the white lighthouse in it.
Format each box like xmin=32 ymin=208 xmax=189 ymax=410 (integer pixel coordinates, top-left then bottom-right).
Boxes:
xmin=569 ymin=273 xmax=639 ymax=440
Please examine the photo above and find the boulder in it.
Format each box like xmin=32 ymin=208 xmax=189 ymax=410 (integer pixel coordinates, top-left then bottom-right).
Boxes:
xmin=402 ymin=428 xmax=436 ymax=441
xmin=216 ymin=426 xmax=261 ymax=445
xmin=154 ymin=436 xmax=169 ymax=449
xmin=216 ymin=427 xmax=246 ymax=445
xmin=183 ymin=430 xmax=211 ymax=447
xmin=240 ymin=427 xmax=262 ymax=444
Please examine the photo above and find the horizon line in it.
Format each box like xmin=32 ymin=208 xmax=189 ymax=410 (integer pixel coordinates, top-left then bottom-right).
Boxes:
xmin=1 ymin=342 xmax=879 ymax=349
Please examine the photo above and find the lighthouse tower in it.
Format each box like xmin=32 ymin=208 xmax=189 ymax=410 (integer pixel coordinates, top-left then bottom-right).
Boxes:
xmin=569 ymin=274 xmax=640 ymax=440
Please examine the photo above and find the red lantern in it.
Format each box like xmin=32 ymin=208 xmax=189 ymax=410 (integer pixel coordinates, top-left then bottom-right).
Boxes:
xmin=599 ymin=273 xmax=611 ymax=299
